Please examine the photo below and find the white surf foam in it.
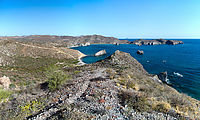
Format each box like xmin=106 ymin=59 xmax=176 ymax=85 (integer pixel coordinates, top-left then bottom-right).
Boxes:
xmin=173 ymin=72 xmax=183 ymax=77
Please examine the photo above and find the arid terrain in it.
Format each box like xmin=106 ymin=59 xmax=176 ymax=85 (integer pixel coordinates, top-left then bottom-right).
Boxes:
xmin=0 ymin=35 xmax=199 ymax=120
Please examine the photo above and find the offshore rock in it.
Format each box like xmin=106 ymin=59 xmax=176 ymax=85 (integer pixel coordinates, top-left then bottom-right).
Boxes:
xmin=95 ymin=50 xmax=106 ymax=56
xmin=158 ymin=71 xmax=168 ymax=83
xmin=137 ymin=50 xmax=144 ymax=55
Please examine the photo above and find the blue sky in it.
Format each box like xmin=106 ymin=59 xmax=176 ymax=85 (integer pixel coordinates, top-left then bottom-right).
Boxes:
xmin=0 ymin=0 xmax=200 ymax=38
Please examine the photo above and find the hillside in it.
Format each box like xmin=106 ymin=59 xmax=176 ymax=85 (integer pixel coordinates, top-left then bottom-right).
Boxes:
xmin=0 ymin=48 xmax=199 ymax=119
xmin=0 ymin=40 xmax=85 ymax=66
xmin=0 ymin=35 xmax=129 ymax=48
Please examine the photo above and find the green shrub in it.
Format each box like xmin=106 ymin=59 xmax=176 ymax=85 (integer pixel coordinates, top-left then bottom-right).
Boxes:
xmin=0 ymin=89 xmax=13 ymax=101
xmin=9 ymin=84 xmax=16 ymax=89
xmin=74 ymin=70 xmax=81 ymax=74
xmin=46 ymin=65 xmax=69 ymax=91
xmin=19 ymin=99 xmax=45 ymax=116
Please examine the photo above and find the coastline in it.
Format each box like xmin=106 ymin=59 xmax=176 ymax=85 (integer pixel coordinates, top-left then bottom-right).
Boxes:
xmin=77 ymin=57 xmax=86 ymax=66
xmin=71 ymin=42 xmax=200 ymax=100
xmin=1 ymin=42 xmax=199 ymax=119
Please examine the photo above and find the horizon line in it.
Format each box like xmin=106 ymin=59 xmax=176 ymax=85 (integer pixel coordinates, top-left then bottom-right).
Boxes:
xmin=0 ymin=34 xmax=200 ymax=39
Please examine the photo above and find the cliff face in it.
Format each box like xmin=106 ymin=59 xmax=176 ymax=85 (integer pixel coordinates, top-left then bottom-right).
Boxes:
xmin=131 ymin=39 xmax=183 ymax=45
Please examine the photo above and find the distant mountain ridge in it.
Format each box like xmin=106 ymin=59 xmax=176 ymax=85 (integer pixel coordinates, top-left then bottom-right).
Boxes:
xmin=0 ymin=35 xmax=183 ymax=47
xmin=0 ymin=35 xmax=129 ymax=47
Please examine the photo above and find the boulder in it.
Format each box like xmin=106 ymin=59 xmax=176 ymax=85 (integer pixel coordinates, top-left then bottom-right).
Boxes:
xmin=85 ymin=42 xmax=90 ymax=46
xmin=137 ymin=50 xmax=144 ymax=55
xmin=151 ymin=75 xmax=162 ymax=83
xmin=158 ymin=71 xmax=168 ymax=83
xmin=0 ymin=76 xmax=11 ymax=89
xmin=115 ymin=43 xmax=120 ymax=45
xmin=95 ymin=50 xmax=106 ymax=56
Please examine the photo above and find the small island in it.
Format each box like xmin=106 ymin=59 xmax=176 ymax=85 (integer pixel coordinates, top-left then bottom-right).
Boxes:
xmin=130 ymin=39 xmax=184 ymax=45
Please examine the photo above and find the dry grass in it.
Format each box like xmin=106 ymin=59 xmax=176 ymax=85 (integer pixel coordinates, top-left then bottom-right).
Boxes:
xmin=111 ymin=67 xmax=200 ymax=119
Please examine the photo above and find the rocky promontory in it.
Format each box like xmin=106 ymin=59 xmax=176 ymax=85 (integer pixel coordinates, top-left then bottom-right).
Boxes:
xmin=130 ymin=39 xmax=183 ymax=45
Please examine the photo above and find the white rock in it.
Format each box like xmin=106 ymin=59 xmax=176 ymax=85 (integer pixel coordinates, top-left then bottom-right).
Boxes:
xmin=95 ymin=50 xmax=106 ymax=56
xmin=85 ymin=42 xmax=90 ymax=46
xmin=0 ymin=76 xmax=11 ymax=89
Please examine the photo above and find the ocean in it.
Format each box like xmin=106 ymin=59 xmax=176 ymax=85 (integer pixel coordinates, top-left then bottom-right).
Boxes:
xmin=72 ymin=39 xmax=200 ymax=100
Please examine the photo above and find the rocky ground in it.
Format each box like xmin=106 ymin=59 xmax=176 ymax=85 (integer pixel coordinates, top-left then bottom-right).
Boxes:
xmin=25 ymin=68 xmax=178 ymax=120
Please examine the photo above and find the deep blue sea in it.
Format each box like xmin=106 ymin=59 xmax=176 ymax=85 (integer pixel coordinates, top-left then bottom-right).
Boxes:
xmin=72 ymin=39 xmax=200 ymax=100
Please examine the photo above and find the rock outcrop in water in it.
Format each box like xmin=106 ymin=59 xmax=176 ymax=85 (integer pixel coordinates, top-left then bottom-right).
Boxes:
xmin=94 ymin=50 xmax=106 ymax=56
xmin=158 ymin=71 xmax=168 ymax=83
xmin=137 ymin=50 xmax=144 ymax=55
xmin=131 ymin=39 xmax=183 ymax=45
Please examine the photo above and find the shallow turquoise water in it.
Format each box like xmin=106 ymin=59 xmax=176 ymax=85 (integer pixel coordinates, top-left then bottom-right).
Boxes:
xmin=72 ymin=39 xmax=200 ymax=100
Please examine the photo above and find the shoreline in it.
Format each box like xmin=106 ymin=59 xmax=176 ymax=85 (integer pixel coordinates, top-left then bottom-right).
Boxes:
xmin=77 ymin=50 xmax=86 ymax=66
xmin=77 ymin=57 xmax=86 ymax=66
xmin=71 ymin=43 xmax=200 ymax=101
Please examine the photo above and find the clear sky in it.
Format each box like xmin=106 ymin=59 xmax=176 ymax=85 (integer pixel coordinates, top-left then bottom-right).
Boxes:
xmin=0 ymin=0 xmax=200 ymax=38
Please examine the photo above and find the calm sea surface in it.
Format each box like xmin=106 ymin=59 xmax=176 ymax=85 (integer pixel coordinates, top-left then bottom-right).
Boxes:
xmin=72 ymin=39 xmax=200 ymax=100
